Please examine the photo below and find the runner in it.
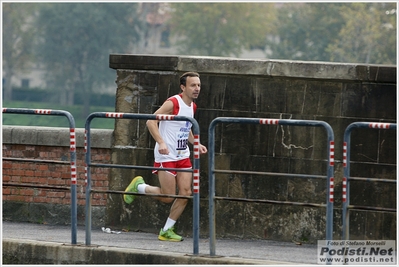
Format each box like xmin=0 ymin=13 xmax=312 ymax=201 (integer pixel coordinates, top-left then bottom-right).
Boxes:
xmin=124 ymin=72 xmax=207 ymax=241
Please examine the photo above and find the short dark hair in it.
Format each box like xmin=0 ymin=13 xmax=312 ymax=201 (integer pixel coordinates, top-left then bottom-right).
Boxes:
xmin=180 ymin=72 xmax=200 ymax=86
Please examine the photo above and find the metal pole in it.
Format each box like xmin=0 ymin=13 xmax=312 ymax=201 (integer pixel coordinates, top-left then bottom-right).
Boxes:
xmin=85 ymin=114 xmax=93 ymax=245
xmin=189 ymin=117 xmax=201 ymax=255
xmin=208 ymin=119 xmax=217 ymax=256
xmin=65 ymin=112 xmax=77 ymax=245
xmin=326 ymin=128 xmax=334 ymax=243
xmin=342 ymin=124 xmax=352 ymax=241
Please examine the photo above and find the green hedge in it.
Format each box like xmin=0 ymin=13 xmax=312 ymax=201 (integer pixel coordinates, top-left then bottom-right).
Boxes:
xmin=3 ymin=100 xmax=115 ymax=129
xmin=9 ymin=87 xmax=115 ymax=107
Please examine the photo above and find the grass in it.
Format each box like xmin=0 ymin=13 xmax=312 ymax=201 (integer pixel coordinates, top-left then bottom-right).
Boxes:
xmin=2 ymin=100 xmax=116 ymax=129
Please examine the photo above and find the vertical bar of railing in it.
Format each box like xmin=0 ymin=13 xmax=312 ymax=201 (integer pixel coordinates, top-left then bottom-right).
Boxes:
xmin=2 ymin=107 xmax=77 ymax=245
xmin=84 ymin=114 xmax=94 ymax=246
xmin=208 ymin=119 xmax=217 ymax=257
xmin=84 ymin=112 xmax=201 ymax=255
xmin=342 ymin=122 xmax=396 ymax=241
xmin=208 ymin=117 xmax=334 ymax=256
xmin=64 ymin=111 xmax=77 ymax=245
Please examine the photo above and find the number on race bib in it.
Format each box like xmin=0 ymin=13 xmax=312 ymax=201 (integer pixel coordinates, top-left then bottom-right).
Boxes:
xmin=177 ymin=139 xmax=188 ymax=150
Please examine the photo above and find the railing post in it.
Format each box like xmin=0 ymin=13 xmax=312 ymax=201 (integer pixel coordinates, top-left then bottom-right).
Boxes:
xmin=84 ymin=114 xmax=94 ymax=246
xmin=208 ymin=119 xmax=217 ymax=257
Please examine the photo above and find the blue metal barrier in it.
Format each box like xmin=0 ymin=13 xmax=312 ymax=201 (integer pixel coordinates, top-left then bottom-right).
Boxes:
xmin=2 ymin=107 xmax=77 ymax=244
xmin=84 ymin=112 xmax=201 ymax=254
xmin=208 ymin=117 xmax=335 ymax=256
xmin=342 ymin=122 xmax=397 ymax=240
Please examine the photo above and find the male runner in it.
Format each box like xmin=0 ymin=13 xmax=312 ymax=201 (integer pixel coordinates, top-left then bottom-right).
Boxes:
xmin=124 ymin=72 xmax=207 ymax=241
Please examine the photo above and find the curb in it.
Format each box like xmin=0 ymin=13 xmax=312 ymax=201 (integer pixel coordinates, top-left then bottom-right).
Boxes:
xmin=2 ymin=238 xmax=299 ymax=265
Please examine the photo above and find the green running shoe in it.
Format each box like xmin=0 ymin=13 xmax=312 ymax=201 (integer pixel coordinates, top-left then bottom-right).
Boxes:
xmin=158 ymin=227 xmax=183 ymax=242
xmin=123 ymin=176 xmax=144 ymax=204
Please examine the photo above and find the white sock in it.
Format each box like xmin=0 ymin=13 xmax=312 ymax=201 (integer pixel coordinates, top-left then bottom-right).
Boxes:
xmin=163 ymin=218 xmax=176 ymax=231
xmin=137 ymin=183 xmax=148 ymax=194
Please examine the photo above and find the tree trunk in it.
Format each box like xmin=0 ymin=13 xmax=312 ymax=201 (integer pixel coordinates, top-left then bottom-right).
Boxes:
xmin=59 ymin=89 xmax=67 ymax=105
xmin=3 ymin=71 xmax=13 ymax=101
xmin=82 ymin=90 xmax=91 ymax=120
xmin=67 ymin=89 xmax=74 ymax=106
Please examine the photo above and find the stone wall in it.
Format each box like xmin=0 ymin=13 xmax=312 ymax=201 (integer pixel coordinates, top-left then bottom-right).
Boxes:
xmin=108 ymin=55 xmax=396 ymax=243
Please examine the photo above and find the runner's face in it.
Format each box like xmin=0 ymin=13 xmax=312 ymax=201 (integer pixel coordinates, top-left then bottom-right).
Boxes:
xmin=182 ymin=76 xmax=201 ymax=100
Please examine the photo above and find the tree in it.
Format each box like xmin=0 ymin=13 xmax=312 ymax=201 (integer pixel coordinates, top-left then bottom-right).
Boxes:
xmin=299 ymin=3 xmax=347 ymax=62
xmin=266 ymin=3 xmax=346 ymax=62
xmin=132 ymin=3 xmax=171 ymax=54
xmin=34 ymin=3 xmax=141 ymax=117
xmin=2 ymin=3 xmax=38 ymax=100
xmin=168 ymin=3 xmax=276 ymax=57
xmin=327 ymin=3 xmax=396 ymax=65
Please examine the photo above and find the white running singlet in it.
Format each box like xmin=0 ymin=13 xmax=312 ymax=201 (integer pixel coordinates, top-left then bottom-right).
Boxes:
xmin=154 ymin=94 xmax=196 ymax=163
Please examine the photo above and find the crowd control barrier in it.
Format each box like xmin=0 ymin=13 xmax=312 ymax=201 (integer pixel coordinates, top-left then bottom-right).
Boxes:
xmin=84 ymin=112 xmax=202 ymax=254
xmin=2 ymin=108 xmax=77 ymax=244
xmin=208 ymin=117 xmax=335 ymax=257
xmin=342 ymin=122 xmax=397 ymax=240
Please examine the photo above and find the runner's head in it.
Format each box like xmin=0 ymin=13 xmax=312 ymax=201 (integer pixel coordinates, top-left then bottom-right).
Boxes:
xmin=180 ymin=72 xmax=200 ymax=87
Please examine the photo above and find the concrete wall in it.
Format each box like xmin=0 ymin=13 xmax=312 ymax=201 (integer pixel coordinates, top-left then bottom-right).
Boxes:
xmin=108 ymin=55 xmax=396 ymax=243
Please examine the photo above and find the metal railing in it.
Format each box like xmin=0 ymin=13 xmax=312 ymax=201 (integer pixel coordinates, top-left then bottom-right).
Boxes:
xmin=208 ymin=117 xmax=335 ymax=257
xmin=341 ymin=122 xmax=397 ymax=240
xmin=2 ymin=107 xmax=77 ymax=244
xmin=4 ymin=108 xmax=395 ymax=256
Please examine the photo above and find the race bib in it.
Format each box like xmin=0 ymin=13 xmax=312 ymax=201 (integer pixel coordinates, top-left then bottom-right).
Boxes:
xmin=176 ymin=131 xmax=189 ymax=151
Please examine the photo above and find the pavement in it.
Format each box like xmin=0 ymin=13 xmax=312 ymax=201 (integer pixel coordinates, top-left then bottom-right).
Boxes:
xmin=2 ymin=221 xmax=318 ymax=265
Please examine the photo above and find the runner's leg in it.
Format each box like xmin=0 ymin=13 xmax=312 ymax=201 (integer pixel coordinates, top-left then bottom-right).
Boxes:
xmin=144 ymin=170 xmax=176 ymax=204
xmin=168 ymin=171 xmax=192 ymax=221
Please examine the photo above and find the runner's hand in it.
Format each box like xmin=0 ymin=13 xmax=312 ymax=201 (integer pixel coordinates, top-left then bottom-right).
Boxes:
xmin=199 ymin=144 xmax=207 ymax=154
xmin=158 ymin=142 xmax=169 ymax=155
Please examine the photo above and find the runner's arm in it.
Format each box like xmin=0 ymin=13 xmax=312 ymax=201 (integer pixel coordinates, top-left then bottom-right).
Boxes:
xmin=146 ymin=100 xmax=174 ymax=154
